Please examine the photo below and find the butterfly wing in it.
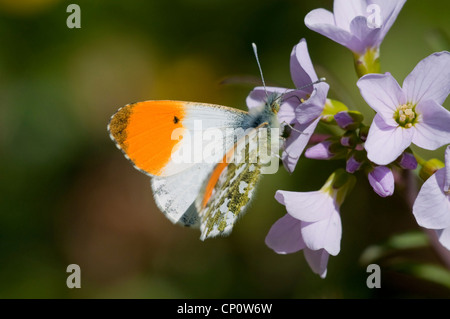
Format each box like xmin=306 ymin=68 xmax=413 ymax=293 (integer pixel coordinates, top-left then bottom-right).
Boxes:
xmin=108 ymin=100 xmax=248 ymax=177
xmin=108 ymin=100 xmax=252 ymax=225
xmin=195 ymin=123 xmax=270 ymax=240
xmin=151 ymin=162 xmax=214 ymax=227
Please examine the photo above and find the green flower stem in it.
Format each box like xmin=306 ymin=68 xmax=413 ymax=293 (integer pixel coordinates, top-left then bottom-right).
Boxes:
xmin=353 ymin=47 xmax=381 ymax=78
xmin=413 ymin=152 xmax=427 ymax=167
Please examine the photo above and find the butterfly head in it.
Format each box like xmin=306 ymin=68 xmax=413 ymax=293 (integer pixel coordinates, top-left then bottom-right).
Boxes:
xmin=265 ymin=92 xmax=281 ymax=115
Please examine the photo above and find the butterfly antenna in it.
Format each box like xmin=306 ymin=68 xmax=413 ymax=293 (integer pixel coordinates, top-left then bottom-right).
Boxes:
xmin=297 ymin=77 xmax=327 ymax=91
xmin=252 ymin=43 xmax=268 ymax=98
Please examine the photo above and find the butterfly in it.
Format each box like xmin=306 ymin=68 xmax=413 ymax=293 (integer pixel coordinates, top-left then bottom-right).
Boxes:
xmin=107 ymin=94 xmax=282 ymax=240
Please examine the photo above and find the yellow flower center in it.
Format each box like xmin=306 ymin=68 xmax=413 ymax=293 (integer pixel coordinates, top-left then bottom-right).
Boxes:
xmin=394 ymin=103 xmax=417 ymax=128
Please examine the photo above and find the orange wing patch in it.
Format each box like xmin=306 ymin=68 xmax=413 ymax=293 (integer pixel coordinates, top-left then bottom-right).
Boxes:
xmin=108 ymin=101 xmax=186 ymax=176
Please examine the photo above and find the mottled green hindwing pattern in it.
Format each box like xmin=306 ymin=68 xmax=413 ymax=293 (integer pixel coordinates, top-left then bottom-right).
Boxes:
xmin=196 ymin=125 xmax=269 ymax=240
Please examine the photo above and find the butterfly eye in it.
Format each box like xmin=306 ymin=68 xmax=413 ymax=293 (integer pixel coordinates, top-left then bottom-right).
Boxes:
xmin=271 ymin=101 xmax=280 ymax=114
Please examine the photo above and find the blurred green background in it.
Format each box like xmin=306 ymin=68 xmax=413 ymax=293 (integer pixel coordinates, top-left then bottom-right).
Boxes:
xmin=0 ymin=0 xmax=449 ymax=298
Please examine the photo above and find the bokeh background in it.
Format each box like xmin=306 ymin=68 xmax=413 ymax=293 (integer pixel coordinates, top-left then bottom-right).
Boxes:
xmin=1 ymin=0 xmax=449 ymax=298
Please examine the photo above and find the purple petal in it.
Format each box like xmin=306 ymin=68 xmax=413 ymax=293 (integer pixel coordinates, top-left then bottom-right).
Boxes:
xmin=275 ymin=190 xmax=335 ymax=222
xmin=278 ymin=90 xmax=311 ymax=124
xmin=265 ymin=214 xmax=306 ymax=254
xmin=246 ymin=86 xmax=293 ymax=109
xmin=357 ymin=73 xmax=406 ymax=125
xmin=335 ymin=111 xmax=354 ymax=130
xmin=403 ymin=51 xmax=450 ymax=105
xmin=301 ymin=211 xmax=342 ymax=256
xmin=413 ymin=168 xmax=450 ymax=229
xmin=413 ymin=99 xmax=450 ymax=150
xmin=365 ymin=114 xmax=414 ymax=165
xmin=281 ymin=118 xmax=321 ymax=173
xmin=305 ymin=141 xmax=333 ymax=160
xmin=445 ymin=146 xmax=450 ymax=193
xmin=304 ymin=9 xmax=356 ymax=51
xmin=349 ymin=16 xmax=382 ymax=53
xmin=436 ymin=227 xmax=450 ymax=251
xmin=333 ymin=0 xmax=365 ymax=31
xmin=290 ymin=38 xmax=318 ymax=91
xmin=304 ymin=248 xmax=329 ymax=279
xmin=375 ymin=0 xmax=407 ymax=46
xmin=295 ymin=82 xmax=329 ymax=125
xmin=368 ymin=166 xmax=395 ymax=197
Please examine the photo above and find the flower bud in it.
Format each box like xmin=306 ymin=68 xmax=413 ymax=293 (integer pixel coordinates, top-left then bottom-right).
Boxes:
xmin=305 ymin=140 xmax=346 ymax=160
xmin=334 ymin=111 xmax=364 ymax=131
xmin=340 ymin=132 xmax=357 ymax=148
xmin=346 ymin=153 xmax=364 ymax=173
xmin=368 ymin=166 xmax=394 ymax=197
xmin=396 ymin=150 xmax=418 ymax=170
xmin=305 ymin=141 xmax=333 ymax=159
xmin=419 ymin=158 xmax=444 ymax=181
xmin=321 ymin=99 xmax=348 ymax=124
xmin=359 ymin=125 xmax=369 ymax=142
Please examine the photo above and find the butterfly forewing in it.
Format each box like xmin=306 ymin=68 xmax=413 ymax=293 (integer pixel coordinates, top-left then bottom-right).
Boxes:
xmin=108 ymin=100 xmax=248 ymax=177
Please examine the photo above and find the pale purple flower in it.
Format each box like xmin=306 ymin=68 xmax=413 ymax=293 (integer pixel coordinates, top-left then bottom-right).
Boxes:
xmin=266 ymin=190 xmax=341 ymax=278
xmin=246 ymin=38 xmax=329 ymax=173
xmin=304 ymin=0 xmax=406 ymax=54
xmin=368 ymin=166 xmax=394 ymax=197
xmin=266 ymin=170 xmax=355 ymax=278
xmin=357 ymin=51 xmax=450 ymax=165
xmin=413 ymin=146 xmax=450 ymax=250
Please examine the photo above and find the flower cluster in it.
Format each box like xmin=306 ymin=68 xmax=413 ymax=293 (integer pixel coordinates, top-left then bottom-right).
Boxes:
xmin=247 ymin=0 xmax=450 ymax=277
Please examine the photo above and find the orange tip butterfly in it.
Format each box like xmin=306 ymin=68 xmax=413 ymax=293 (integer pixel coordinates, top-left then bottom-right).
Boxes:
xmin=107 ymin=44 xmax=321 ymax=240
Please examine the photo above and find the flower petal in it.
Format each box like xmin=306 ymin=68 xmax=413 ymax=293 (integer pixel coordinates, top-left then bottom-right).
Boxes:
xmin=413 ymin=168 xmax=450 ymax=229
xmin=246 ymin=86 xmax=292 ymax=109
xmin=349 ymin=16 xmax=382 ymax=53
xmin=403 ymin=51 xmax=450 ymax=105
xmin=304 ymin=9 xmax=355 ymax=51
xmin=375 ymin=0 xmax=407 ymax=46
xmin=246 ymin=86 xmax=311 ymax=125
xmin=281 ymin=118 xmax=321 ymax=173
xmin=304 ymin=248 xmax=329 ymax=279
xmin=265 ymin=214 xmax=306 ymax=254
xmin=295 ymin=82 xmax=329 ymax=125
xmin=365 ymin=114 xmax=414 ymax=165
xmin=275 ymin=189 xmax=335 ymax=222
xmin=278 ymin=90 xmax=311 ymax=124
xmin=436 ymin=227 xmax=450 ymax=251
xmin=333 ymin=0 xmax=365 ymax=31
xmin=301 ymin=211 xmax=342 ymax=256
xmin=445 ymin=146 xmax=450 ymax=192
xmin=412 ymin=99 xmax=450 ymax=150
xmin=305 ymin=141 xmax=333 ymax=160
xmin=357 ymin=73 xmax=406 ymax=123
xmin=290 ymin=38 xmax=318 ymax=91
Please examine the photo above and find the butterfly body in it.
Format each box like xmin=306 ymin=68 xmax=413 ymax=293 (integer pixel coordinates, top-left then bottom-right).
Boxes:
xmin=108 ymin=93 xmax=281 ymax=239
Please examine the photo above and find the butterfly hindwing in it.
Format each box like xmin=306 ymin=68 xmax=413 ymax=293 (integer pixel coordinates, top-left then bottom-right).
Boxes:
xmin=151 ymin=162 xmax=215 ymax=227
xmin=196 ymin=123 xmax=269 ymax=240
